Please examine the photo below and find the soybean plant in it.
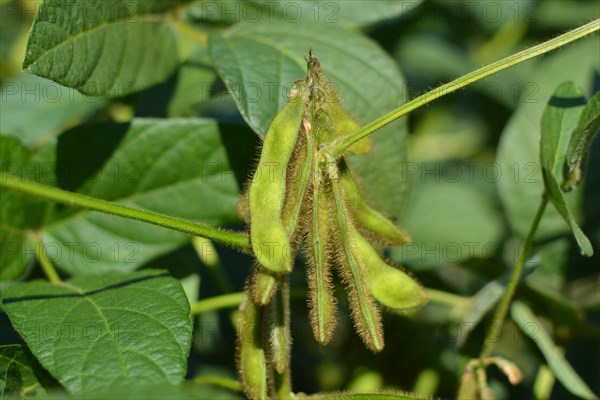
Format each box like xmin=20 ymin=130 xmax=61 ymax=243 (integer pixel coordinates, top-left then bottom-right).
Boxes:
xmin=238 ymin=50 xmax=428 ymax=399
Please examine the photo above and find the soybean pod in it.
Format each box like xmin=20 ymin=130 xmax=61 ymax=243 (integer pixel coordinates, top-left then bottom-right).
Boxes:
xmin=305 ymin=50 xmax=372 ymax=154
xmin=249 ymin=84 xmax=308 ymax=274
xmin=237 ymin=293 xmax=269 ymax=400
xmin=340 ymin=165 xmax=410 ymax=245
xmin=281 ymin=120 xmax=315 ymax=239
xmin=324 ymin=152 xmax=384 ymax=352
xmin=306 ymin=162 xmax=337 ymax=344
xmin=251 ymin=264 xmax=279 ymax=306
xmin=348 ymin=225 xmax=428 ymax=311
xmin=264 ymin=279 xmax=292 ymax=380
xmin=252 ymin=125 xmax=315 ymax=305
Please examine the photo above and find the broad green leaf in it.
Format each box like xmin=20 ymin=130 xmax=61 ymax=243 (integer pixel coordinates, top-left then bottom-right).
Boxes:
xmin=167 ymin=51 xmax=217 ymax=118
xmin=1 ymin=136 xmax=34 ymax=281
xmin=0 ymin=345 xmax=49 ymax=398
xmin=511 ymin=301 xmax=598 ymax=400
xmin=1 ymin=269 xmax=193 ymax=395
xmin=390 ymin=166 xmax=503 ymax=268
xmin=535 ymin=1 xmax=600 ymax=29
xmin=454 ymin=0 xmax=537 ymax=32
xmin=497 ymin=38 xmax=599 ymax=240
xmin=540 ymin=82 xmax=586 ymax=177
xmin=0 ymin=74 xmax=106 ymax=148
xmin=209 ymin=22 xmax=410 ymax=215
xmin=248 ymin=0 xmax=423 ymax=27
xmin=564 ymin=91 xmax=600 ymax=191
xmin=23 ymin=0 xmax=190 ymax=97
xmin=540 ymin=82 xmax=593 ymax=256
xmin=42 ymin=382 xmax=242 ymax=399
xmin=36 ymin=118 xmax=248 ymax=274
xmin=188 ymin=0 xmax=422 ymax=27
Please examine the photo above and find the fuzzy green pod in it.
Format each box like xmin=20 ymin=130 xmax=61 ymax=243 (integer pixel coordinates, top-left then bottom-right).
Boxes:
xmin=349 ymin=225 xmax=428 ymax=310
xmin=236 ymin=188 xmax=250 ymax=224
xmin=264 ymin=279 xmax=292 ymax=375
xmin=251 ymin=264 xmax=279 ymax=306
xmin=341 ymin=166 xmax=410 ymax=245
xmin=325 ymin=152 xmax=384 ymax=352
xmin=237 ymin=294 xmax=269 ymax=400
xmin=252 ymin=126 xmax=315 ymax=305
xmin=282 ymin=123 xmax=315 ymax=238
xmin=249 ymin=84 xmax=308 ymax=274
xmin=306 ymin=169 xmax=337 ymax=344
xmin=305 ymin=51 xmax=372 ymax=154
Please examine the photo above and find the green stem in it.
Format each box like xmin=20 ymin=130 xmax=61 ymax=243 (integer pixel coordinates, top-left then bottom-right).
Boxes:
xmin=1 ymin=173 xmax=249 ymax=250
xmin=27 ymin=231 xmax=61 ymax=284
xmin=480 ymin=195 xmax=548 ymax=358
xmin=331 ymin=19 xmax=600 ymax=157
xmin=427 ymin=288 xmax=470 ymax=309
xmin=190 ymin=292 xmax=245 ymax=315
xmin=193 ymin=376 xmax=243 ymax=392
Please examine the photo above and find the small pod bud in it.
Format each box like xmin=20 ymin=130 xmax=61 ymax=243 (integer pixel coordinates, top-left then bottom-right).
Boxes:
xmin=249 ymin=84 xmax=308 ymax=274
xmin=341 ymin=166 xmax=410 ymax=245
xmin=237 ymin=293 xmax=269 ymax=400
xmin=349 ymin=225 xmax=428 ymax=311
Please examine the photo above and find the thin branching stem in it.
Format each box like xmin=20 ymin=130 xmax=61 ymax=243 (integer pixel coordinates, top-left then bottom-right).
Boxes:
xmin=330 ymin=19 xmax=600 ymax=157
xmin=480 ymin=195 xmax=548 ymax=358
xmin=1 ymin=173 xmax=249 ymax=251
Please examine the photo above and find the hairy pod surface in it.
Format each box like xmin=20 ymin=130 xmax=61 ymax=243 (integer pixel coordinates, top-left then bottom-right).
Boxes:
xmin=249 ymin=85 xmax=308 ymax=274
xmin=251 ymin=264 xmax=279 ymax=306
xmin=305 ymin=169 xmax=337 ymax=344
xmin=237 ymin=294 xmax=269 ymax=400
xmin=349 ymin=225 xmax=428 ymax=311
xmin=264 ymin=279 xmax=292 ymax=375
xmin=237 ymin=188 xmax=250 ymax=224
xmin=282 ymin=125 xmax=315 ymax=240
xmin=326 ymin=154 xmax=384 ymax=352
xmin=305 ymin=52 xmax=373 ymax=155
xmin=340 ymin=166 xmax=410 ymax=245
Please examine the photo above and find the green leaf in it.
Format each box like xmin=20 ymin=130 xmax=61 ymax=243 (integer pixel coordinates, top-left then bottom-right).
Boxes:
xmin=36 ymin=118 xmax=246 ymax=274
xmin=511 ymin=301 xmax=598 ymax=400
xmin=247 ymin=0 xmax=423 ymax=27
xmin=497 ymin=37 xmax=599 ymax=240
xmin=23 ymin=0 xmax=190 ymax=97
xmin=540 ymin=82 xmax=593 ymax=256
xmin=563 ymin=91 xmax=600 ymax=191
xmin=1 ymin=269 xmax=193 ymax=395
xmin=0 ymin=74 xmax=107 ymax=148
xmin=209 ymin=22 xmax=410 ymax=215
xmin=0 ymin=345 xmax=50 ymax=398
xmin=167 ymin=49 xmax=217 ymax=118
xmin=1 ymin=136 xmax=35 ymax=281
xmin=42 ymin=382 xmax=242 ymax=399
xmin=390 ymin=167 xmax=503 ymax=268
xmin=540 ymin=82 xmax=586 ymax=177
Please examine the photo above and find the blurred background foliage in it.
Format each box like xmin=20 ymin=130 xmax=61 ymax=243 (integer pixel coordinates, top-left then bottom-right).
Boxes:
xmin=1 ymin=0 xmax=599 ymax=399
